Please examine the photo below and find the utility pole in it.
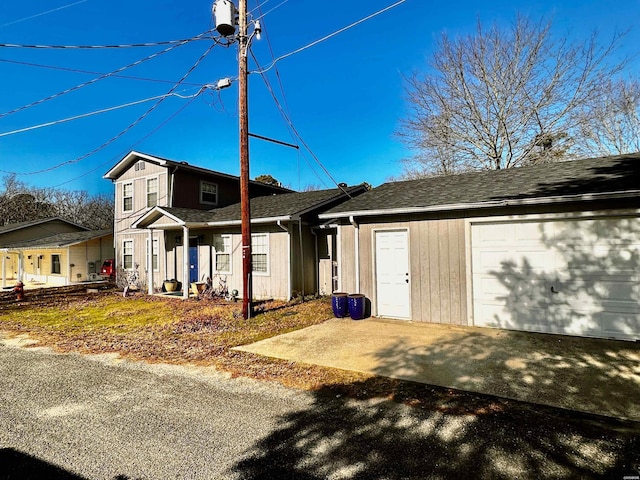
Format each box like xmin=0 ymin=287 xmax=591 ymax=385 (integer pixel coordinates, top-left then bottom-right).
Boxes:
xmin=237 ymin=0 xmax=252 ymax=319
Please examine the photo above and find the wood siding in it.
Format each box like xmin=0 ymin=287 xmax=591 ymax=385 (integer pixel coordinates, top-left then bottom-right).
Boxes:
xmin=341 ymin=217 xmax=467 ymax=325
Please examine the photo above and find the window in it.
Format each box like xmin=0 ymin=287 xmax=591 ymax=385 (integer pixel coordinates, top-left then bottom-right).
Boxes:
xmin=200 ymin=181 xmax=218 ymax=205
xmin=251 ymin=233 xmax=268 ymax=274
xmin=213 ymin=234 xmax=232 ymax=273
xmin=146 ymin=238 xmax=159 ymax=271
xmin=51 ymin=254 xmax=61 ymax=274
xmin=147 ymin=177 xmax=158 ymax=207
xmin=123 ymin=182 xmax=133 ymax=212
xmin=134 ymin=161 xmax=145 ymax=171
xmin=123 ymin=240 xmax=134 ymax=270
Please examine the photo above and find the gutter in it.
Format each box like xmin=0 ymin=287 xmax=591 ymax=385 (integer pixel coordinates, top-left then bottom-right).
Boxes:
xmin=349 ymin=215 xmax=360 ymax=294
xmin=318 ymin=190 xmax=640 ymax=220
xmin=206 ymin=216 xmax=291 ymax=227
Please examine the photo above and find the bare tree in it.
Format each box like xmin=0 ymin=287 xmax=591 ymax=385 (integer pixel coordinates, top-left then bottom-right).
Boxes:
xmin=576 ymin=78 xmax=640 ymax=156
xmin=0 ymin=174 xmax=113 ymax=229
xmin=398 ymin=16 xmax=626 ymax=176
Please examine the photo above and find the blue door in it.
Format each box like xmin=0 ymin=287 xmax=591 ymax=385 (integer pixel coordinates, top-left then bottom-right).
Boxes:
xmin=189 ymin=245 xmax=199 ymax=283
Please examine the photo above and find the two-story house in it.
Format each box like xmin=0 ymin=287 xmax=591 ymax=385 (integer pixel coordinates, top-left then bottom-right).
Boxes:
xmin=103 ymin=151 xmax=291 ymax=293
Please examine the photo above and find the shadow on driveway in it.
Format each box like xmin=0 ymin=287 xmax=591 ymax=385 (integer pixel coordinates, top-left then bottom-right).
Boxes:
xmin=232 ymin=381 xmax=640 ymax=479
xmin=236 ymin=318 xmax=640 ymax=421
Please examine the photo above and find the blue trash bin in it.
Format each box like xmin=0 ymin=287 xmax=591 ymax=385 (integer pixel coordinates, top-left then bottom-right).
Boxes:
xmin=348 ymin=294 xmax=366 ymax=320
xmin=331 ymin=292 xmax=348 ymax=318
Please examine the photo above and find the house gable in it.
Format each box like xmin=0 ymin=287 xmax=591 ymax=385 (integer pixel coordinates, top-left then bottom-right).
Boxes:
xmin=0 ymin=218 xmax=88 ymax=247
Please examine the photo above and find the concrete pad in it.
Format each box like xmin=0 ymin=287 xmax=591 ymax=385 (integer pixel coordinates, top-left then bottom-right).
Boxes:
xmin=234 ymin=318 xmax=640 ymax=421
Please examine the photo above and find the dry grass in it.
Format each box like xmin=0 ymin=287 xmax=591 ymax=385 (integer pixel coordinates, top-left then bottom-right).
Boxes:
xmin=0 ymin=289 xmax=520 ymax=414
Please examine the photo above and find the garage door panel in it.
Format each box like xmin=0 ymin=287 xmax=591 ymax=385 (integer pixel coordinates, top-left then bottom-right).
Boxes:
xmin=472 ymin=218 xmax=640 ymax=340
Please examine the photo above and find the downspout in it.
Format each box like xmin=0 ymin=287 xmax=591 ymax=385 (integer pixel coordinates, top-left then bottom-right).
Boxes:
xmin=349 ymin=216 xmax=360 ymax=294
xmin=277 ymin=220 xmax=291 ymax=300
xmin=299 ymin=220 xmax=305 ymax=298
xmin=169 ymin=166 xmax=178 ymax=207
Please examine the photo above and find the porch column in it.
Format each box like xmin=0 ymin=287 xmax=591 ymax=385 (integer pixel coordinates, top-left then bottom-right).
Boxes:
xmin=182 ymin=226 xmax=189 ymax=299
xmin=17 ymin=252 xmax=23 ymax=282
xmin=147 ymin=229 xmax=154 ymax=295
xmin=1 ymin=252 xmax=6 ymax=288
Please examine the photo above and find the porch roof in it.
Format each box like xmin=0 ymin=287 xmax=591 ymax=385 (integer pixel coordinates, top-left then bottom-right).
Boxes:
xmin=132 ymin=185 xmax=368 ymax=229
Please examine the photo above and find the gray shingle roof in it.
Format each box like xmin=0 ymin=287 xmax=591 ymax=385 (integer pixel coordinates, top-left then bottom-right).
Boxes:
xmin=4 ymin=230 xmax=112 ymax=249
xmin=207 ymin=187 xmax=364 ymax=223
xmin=0 ymin=217 xmax=87 ymax=235
xmin=320 ymin=153 xmax=640 ymax=218
xmin=142 ymin=186 xmax=366 ymax=227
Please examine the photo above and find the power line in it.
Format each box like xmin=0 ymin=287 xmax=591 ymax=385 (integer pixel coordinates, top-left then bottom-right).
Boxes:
xmin=251 ymin=0 xmax=406 ymax=75
xmin=0 ymin=33 xmax=208 ymax=119
xmin=0 ymin=36 xmax=208 ymax=49
xmin=0 ymin=0 xmax=89 ymax=28
xmin=250 ymin=49 xmax=329 ymax=189
xmin=52 ymin=95 xmax=199 ymax=189
xmin=0 ymin=58 xmax=202 ymax=87
xmin=3 ymin=44 xmax=216 ymax=176
xmin=0 ymin=89 xmax=203 ymax=138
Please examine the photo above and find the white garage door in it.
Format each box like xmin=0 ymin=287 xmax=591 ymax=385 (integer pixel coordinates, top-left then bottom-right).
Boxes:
xmin=471 ymin=217 xmax=640 ymax=340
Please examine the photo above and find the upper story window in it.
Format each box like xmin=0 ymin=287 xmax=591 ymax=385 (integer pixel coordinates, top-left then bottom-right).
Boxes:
xmin=123 ymin=182 xmax=133 ymax=212
xmin=200 ymin=181 xmax=218 ymax=205
xmin=134 ymin=161 xmax=146 ymax=171
xmin=147 ymin=177 xmax=158 ymax=208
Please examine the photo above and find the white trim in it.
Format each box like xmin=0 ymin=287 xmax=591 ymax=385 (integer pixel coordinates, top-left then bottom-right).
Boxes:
xmin=145 ymin=236 xmax=160 ymax=272
xmin=251 ymin=232 xmax=270 ymax=276
xmin=146 ymin=175 xmax=159 ymax=208
xmin=465 ymin=208 xmax=640 ymax=226
xmin=122 ymin=238 xmax=134 ymax=271
xmin=372 ymin=228 xmax=411 ymax=320
xmin=213 ymin=234 xmax=232 ymax=274
xmin=206 ymin=216 xmax=291 ymax=227
xmin=318 ymin=191 xmax=640 ymax=220
xmin=122 ymin=181 xmax=134 ymax=213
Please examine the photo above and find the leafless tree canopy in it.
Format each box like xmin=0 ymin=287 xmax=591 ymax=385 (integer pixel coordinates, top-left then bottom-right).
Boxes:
xmin=398 ymin=16 xmax=629 ymax=176
xmin=577 ymin=78 xmax=640 ymax=156
xmin=0 ymin=174 xmax=114 ymax=230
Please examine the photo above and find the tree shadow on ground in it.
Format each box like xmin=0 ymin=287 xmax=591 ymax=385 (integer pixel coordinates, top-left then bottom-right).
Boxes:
xmin=0 ymin=448 xmax=86 ymax=480
xmin=232 ymin=373 xmax=640 ymax=479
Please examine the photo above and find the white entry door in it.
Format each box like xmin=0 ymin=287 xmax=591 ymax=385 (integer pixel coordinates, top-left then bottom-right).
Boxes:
xmin=375 ymin=230 xmax=410 ymax=319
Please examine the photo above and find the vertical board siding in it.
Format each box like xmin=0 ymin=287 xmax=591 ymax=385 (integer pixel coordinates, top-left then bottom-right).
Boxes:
xmin=348 ymin=218 xmax=467 ymax=325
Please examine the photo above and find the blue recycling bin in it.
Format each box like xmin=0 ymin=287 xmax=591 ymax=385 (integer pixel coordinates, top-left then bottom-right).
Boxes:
xmin=331 ymin=292 xmax=348 ymax=318
xmin=348 ymin=294 xmax=366 ymax=320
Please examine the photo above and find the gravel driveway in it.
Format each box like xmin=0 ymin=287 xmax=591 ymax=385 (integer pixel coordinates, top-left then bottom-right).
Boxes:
xmin=1 ymin=340 xmax=639 ymax=479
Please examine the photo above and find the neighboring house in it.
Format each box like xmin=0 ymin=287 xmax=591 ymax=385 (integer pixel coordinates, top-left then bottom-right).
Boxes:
xmin=0 ymin=218 xmax=114 ymax=288
xmin=319 ymin=153 xmax=640 ymax=341
xmin=103 ymin=151 xmax=292 ymax=293
xmin=132 ymin=185 xmax=368 ymax=300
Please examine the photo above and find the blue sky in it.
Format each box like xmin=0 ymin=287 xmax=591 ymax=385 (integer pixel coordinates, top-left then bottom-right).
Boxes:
xmin=0 ymin=0 xmax=638 ymax=195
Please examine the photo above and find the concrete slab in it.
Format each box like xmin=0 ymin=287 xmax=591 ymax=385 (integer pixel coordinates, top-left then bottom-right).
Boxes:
xmin=234 ymin=318 xmax=640 ymax=421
